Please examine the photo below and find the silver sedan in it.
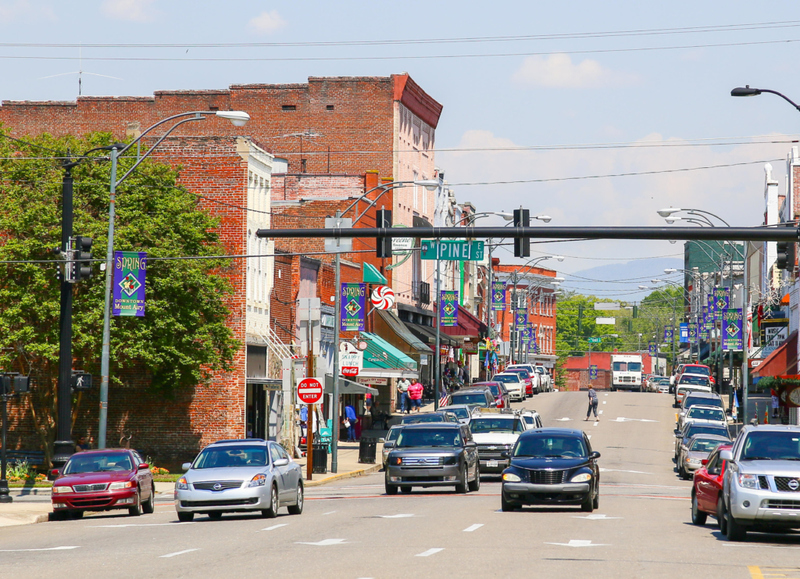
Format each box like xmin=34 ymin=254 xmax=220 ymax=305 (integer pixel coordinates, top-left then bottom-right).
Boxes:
xmin=175 ymin=439 xmax=304 ymax=521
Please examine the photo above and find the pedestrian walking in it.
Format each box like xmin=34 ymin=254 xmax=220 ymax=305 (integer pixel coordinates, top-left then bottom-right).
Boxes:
xmin=585 ymin=385 xmax=599 ymax=421
xmin=397 ymin=377 xmax=411 ymax=414
xmin=408 ymin=379 xmax=424 ymax=412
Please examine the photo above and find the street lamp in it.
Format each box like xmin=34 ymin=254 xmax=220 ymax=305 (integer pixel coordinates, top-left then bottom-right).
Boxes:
xmin=731 ymin=85 xmax=800 ymax=112
xmin=657 ymin=207 xmax=731 ymax=227
xmin=97 ymin=110 xmax=250 ymax=449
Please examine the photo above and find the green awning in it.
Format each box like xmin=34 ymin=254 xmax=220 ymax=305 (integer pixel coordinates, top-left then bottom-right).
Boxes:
xmin=361 ymin=332 xmax=418 ymax=376
xmin=363 ymin=262 xmax=388 ymax=285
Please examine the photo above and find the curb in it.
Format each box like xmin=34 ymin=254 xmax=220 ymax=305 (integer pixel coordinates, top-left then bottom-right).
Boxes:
xmin=304 ymin=463 xmax=381 ymax=487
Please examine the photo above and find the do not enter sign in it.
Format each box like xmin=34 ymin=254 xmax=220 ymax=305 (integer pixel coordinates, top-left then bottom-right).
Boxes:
xmin=297 ymin=378 xmax=323 ymax=404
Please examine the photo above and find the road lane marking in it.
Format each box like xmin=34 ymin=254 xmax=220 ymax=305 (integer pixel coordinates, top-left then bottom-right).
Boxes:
xmin=574 ymin=514 xmax=622 ymax=520
xmin=611 ymin=417 xmax=658 ymax=423
xmin=160 ymin=549 xmax=199 ymax=558
xmin=463 ymin=524 xmax=483 ymax=532
xmin=600 ymin=468 xmax=651 ymax=474
xmin=555 ymin=417 xmax=572 ymax=422
xmin=602 ymin=401 xmax=607 ymax=405
xmin=0 ymin=546 xmax=79 ymax=552
xmin=545 ymin=539 xmax=608 ymax=547
xmin=322 ymin=511 xmax=337 ymax=515
xmin=296 ymin=539 xmax=347 ymax=546
xmin=262 ymin=524 xmax=288 ymax=531
xmin=376 ymin=514 xmax=415 ymax=518
xmin=91 ymin=523 xmax=193 ymax=528
xmin=415 ymin=548 xmax=444 ymax=557
xmin=748 ymin=567 xmax=800 ymax=578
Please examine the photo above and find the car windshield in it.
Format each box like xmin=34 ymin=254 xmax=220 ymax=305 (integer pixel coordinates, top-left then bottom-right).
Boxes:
xmin=514 ymin=436 xmax=587 ymax=458
xmin=493 ymin=375 xmax=519 ymax=384
xmin=680 ymin=375 xmax=708 ymax=385
xmin=403 ymin=414 xmax=445 ymax=424
xmin=386 ymin=428 xmax=401 ymax=442
xmin=193 ymin=446 xmax=268 ymax=469
xmin=684 ymin=425 xmax=729 ymax=440
xmin=443 ymin=407 xmax=470 ymax=420
xmin=685 ymin=396 xmax=722 ymax=410
xmin=451 ymin=394 xmax=488 ymax=406
xmin=469 ymin=418 xmax=525 ymax=434
xmin=654 ymin=377 xmax=670 ymax=384
xmin=687 ymin=408 xmax=725 ymax=422
xmin=395 ymin=429 xmax=462 ymax=448
xmin=507 ymin=369 xmax=530 ymax=379
xmin=64 ymin=452 xmax=133 ymax=474
xmin=742 ymin=432 xmax=800 ymax=461
xmin=684 ymin=366 xmax=711 ymax=376
xmin=690 ymin=438 xmax=726 ymax=453
xmin=534 ymin=367 xmax=545 ymax=374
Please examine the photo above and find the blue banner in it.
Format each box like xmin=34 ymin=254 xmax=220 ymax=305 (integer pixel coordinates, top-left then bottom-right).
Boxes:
xmin=648 ymin=342 xmax=657 ymax=355
xmin=688 ymin=322 xmax=698 ymax=344
xmin=713 ymin=287 xmax=730 ymax=321
xmin=679 ymin=322 xmax=689 ymax=344
xmin=664 ymin=326 xmax=674 ymax=342
xmin=491 ymin=280 xmax=506 ymax=311
xmin=722 ymin=308 xmax=743 ymax=351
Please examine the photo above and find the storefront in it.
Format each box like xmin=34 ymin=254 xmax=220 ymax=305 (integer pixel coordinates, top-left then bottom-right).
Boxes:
xmin=359 ymin=331 xmax=419 ymax=413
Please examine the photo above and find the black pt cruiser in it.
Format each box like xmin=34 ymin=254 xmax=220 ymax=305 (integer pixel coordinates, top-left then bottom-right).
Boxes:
xmin=500 ymin=427 xmax=600 ymax=512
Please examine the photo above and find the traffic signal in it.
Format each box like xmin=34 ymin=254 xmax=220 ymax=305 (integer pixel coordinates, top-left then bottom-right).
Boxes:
xmin=376 ymin=209 xmax=392 ymax=258
xmin=13 ymin=375 xmax=30 ymax=393
xmin=71 ymin=236 xmax=94 ymax=282
xmin=513 ymin=208 xmax=530 ymax=258
xmin=0 ymin=375 xmax=9 ymax=395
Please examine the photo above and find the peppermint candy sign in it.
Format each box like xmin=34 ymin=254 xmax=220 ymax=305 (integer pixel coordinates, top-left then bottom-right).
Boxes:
xmin=371 ymin=285 xmax=395 ymax=310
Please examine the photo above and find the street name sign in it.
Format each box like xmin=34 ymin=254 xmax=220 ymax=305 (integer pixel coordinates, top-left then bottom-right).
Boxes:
xmin=420 ymin=240 xmax=485 ymax=261
xmin=297 ymin=378 xmax=323 ymax=404
xmin=587 ymin=337 xmax=602 ymax=343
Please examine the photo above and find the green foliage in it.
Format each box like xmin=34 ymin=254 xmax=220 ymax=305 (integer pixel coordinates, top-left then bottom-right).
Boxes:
xmin=0 ymin=129 xmax=239 ymax=448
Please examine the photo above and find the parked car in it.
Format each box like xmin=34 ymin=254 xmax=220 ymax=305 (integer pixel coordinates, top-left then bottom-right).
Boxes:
xmin=384 ymin=423 xmax=480 ymax=494
xmin=507 ymin=364 xmax=542 ymax=393
xmin=492 ymin=373 xmax=526 ymax=402
xmin=719 ymin=425 xmax=800 ymax=541
xmin=674 ymin=375 xmax=713 ymax=407
xmin=533 ymin=366 xmax=552 ymax=392
xmin=677 ymin=363 xmax=714 ymax=387
xmin=691 ymin=443 xmax=732 ymax=526
xmin=504 ymin=367 xmax=535 ymax=396
xmin=401 ymin=411 xmax=460 ymax=425
xmin=381 ymin=425 xmax=403 ymax=468
xmin=677 ymin=392 xmax=724 ymax=426
xmin=469 ymin=409 xmax=530 ymax=475
xmin=473 ymin=381 xmax=511 ymax=409
xmin=448 ymin=387 xmax=497 ymax=408
xmin=678 ymin=405 xmax=728 ymax=432
xmin=500 ymin=427 xmax=600 ymax=512
xmin=51 ymin=448 xmax=155 ymax=519
xmin=677 ymin=434 xmax=731 ymax=480
xmin=175 ymin=438 xmax=303 ymax=521
xmin=439 ymin=405 xmax=479 ymax=426
xmin=519 ymin=409 xmax=543 ymax=431
xmin=674 ymin=422 xmax=730 ymax=463
xmin=646 ymin=375 xmax=669 ymax=393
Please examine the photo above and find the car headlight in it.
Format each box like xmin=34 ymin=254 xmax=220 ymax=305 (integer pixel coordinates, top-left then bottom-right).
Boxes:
xmin=571 ymin=472 xmax=592 ymax=483
xmin=442 ymin=456 xmax=457 ymax=466
xmin=502 ymin=473 xmax=521 ymax=482
xmin=688 ymin=457 xmax=701 ymax=465
xmin=176 ymin=477 xmax=189 ymax=490
xmin=738 ymin=473 xmax=759 ymax=489
xmin=109 ymin=481 xmax=135 ymax=490
xmin=52 ymin=485 xmax=72 ymax=494
xmin=248 ymin=474 xmax=267 ymax=487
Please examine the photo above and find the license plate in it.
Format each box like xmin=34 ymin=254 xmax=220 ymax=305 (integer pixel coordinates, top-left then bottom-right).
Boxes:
xmin=487 ymin=460 xmax=498 ymax=468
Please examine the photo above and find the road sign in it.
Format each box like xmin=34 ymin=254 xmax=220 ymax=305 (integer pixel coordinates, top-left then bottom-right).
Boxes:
xmin=587 ymin=337 xmax=602 ymax=343
xmin=420 ymin=240 xmax=485 ymax=261
xmin=297 ymin=378 xmax=323 ymax=404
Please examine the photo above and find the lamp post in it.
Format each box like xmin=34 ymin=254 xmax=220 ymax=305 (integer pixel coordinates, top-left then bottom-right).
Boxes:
xmin=328 ymin=178 xmax=438 ymax=471
xmin=96 ymin=110 xmax=250 ymax=449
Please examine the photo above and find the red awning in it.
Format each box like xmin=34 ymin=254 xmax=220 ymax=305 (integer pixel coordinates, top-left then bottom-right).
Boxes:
xmin=754 ymin=330 xmax=798 ymax=377
xmin=441 ymin=305 xmax=487 ymax=339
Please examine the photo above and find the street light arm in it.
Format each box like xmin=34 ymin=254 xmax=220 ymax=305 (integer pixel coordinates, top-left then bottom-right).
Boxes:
xmin=731 ymin=86 xmax=800 ymax=112
xmin=686 ymin=209 xmax=730 ymax=227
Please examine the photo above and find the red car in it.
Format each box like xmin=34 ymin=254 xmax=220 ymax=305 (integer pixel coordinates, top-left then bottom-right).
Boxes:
xmin=472 ymin=381 xmax=510 ymax=409
xmin=51 ymin=448 xmax=155 ymax=519
xmin=690 ymin=444 xmax=732 ymax=527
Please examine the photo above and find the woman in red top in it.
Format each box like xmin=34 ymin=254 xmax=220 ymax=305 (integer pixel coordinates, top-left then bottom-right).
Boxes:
xmin=407 ymin=380 xmax=424 ymax=413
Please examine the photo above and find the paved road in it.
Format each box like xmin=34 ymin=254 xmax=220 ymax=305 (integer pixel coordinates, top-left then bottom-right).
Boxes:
xmin=3 ymin=391 xmax=799 ymax=578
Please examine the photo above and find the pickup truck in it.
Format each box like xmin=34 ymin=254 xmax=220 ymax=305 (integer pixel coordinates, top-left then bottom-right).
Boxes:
xmin=719 ymin=425 xmax=800 ymax=541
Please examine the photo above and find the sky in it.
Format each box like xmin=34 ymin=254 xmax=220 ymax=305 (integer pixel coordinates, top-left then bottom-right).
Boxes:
xmin=1 ymin=0 xmax=799 ymax=300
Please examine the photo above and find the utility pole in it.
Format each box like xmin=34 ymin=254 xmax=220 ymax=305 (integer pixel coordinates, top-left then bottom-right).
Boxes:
xmin=306 ymin=299 xmax=314 ymax=482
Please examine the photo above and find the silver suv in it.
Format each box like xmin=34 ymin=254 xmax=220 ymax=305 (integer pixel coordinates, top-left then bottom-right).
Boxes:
xmin=719 ymin=425 xmax=800 ymax=541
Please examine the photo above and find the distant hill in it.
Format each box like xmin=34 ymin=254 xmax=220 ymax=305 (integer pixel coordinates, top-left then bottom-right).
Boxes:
xmin=562 ymin=257 xmax=683 ymax=302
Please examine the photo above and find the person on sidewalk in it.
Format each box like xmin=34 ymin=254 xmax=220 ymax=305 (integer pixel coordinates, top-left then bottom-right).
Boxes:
xmin=771 ymin=387 xmax=780 ymax=420
xmin=397 ymin=378 xmax=411 ymax=414
xmin=408 ymin=379 xmax=424 ymax=412
xmin=344 ymin=404 xmax=358 ymax=442
xmin=585 ymin=385 xmax=599 ymax=421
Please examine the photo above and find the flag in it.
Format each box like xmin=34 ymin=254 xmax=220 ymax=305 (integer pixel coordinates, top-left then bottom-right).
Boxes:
xmin=439 ymin=391 xmax=449 ymax=408
xmin=746 ymin=299 xmax=753 ymax=350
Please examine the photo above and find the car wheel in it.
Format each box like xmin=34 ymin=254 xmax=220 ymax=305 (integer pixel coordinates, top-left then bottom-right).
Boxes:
xmin=385 ymin=483 xmax=398 ymax=495
xmin=678 ymin=463 xmax=686 ymax=479
xmin=501 ymin=489 xmax=516 ymax=512
xmin=592 ymin=486 xmax=599 ymax=510
xmin=288 ymin=483 xmax=304 ymax=515
xmin=142 ymin=484 xmax=155 ymax=514
xmin=401 ymin=486 xmax=413 ymax=494
xmin=455 ymin=465 xmax=469 ymax=493
xmin=717 ymin=498 xmax=727 ymax=535
xmin=468 ymin=465 xmax=481 ymax=492
xmin=177 ymin=511 xmax=194 ymax=523
xmin=691 ymin=493 xmax=707 ymax=526
xmin=208 ymin=512 xmax=223 ymax=520
xmin=128 ymin=490 xmax=142 ymax=516
xmin=726 ymin=509 xmax=747 ymax=541
xmin=581 ymin=492 xmax=594 ymax=512
xmin=262 ymin=484 xmax=279 ymax=518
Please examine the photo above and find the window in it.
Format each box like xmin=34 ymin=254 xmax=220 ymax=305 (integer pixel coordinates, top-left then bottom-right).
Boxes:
xmin=282 ymin=105 xmax=296 ymax=111
xmin=326 ymin=104 xmax=334 ymax=111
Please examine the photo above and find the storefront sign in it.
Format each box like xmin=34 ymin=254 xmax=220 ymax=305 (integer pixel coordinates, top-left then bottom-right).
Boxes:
xmin=357 ymin=376 xmax=389 ymax=386
xmin=440 ymin=290 xmax=458 ymax=327
xmin=113 ymin=251 xmax=147 ymax=317
xmin=340 ymin=283 xmax=366 ymax=331
xmin=722 ymin=308 xmax=743 ymax=351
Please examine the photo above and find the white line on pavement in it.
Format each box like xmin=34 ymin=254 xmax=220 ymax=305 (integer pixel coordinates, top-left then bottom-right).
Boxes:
xmin=544 ymin=540 xmax=608 ymax=547
xmin=323 ymin=511 xmax=337 ymax=515
xmin=262 ymin=524 xmax=288 ymax=531
xmin=160 ymin=549 xmax=200 ymax=558
xmin=296 ymin=539 xmax=347 ymax=546
xmin=91 ymin=523 xmax=192 ymax=528
xmin=377 ymin=514 xmax=415 ymax=518
xmin=0 ymin=546 xmax=80 ymax=552
xmin=463 ymin=524 xmax=483 ymax=532
xmin=574 ymin=514 xmax=622 ymax=520
xmin=415 ymin=548 xmax=444 ymax=557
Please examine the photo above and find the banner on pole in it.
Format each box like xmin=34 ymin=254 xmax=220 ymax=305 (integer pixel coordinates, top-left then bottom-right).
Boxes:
xmin=722 ymin=308 xmax=743 ymax=351
xmin=440 ymin=290 xmax=458 ymax=327
xmin=340 ymin=283 xmax=366 ymax=331
xmin=491 ymin=280 xmax=506 ymax=311
xmin=648 ymin=342 xmax=657 ymax=355
xmin=679 ymin=322 xmax=689 ymax=344
xmin=515 ymin=311 xmax=527 ymax=327
xmin=713 ymin=287 xmax=730 ymax=321
xmin=113 ymin=251 xmax=147 ymax=317
xmin=688 ymin=322 xmax=698 ymax=344
xmin=664 ymin=326 xmax=674 ymax=342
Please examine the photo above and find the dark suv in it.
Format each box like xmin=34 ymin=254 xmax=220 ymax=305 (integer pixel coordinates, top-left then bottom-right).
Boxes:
xmin=448 ymin=387 xmax=496 ymax=408
xmin=500 ymin=428 xmax=600 ymax=512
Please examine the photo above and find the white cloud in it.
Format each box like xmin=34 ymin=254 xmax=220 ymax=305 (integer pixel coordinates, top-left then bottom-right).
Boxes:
xmin=248 ymin=10 xmax=286 ymax=34
xmin=512 ymin=53 xmax=636 ymax=89
xmin=0 ymin=0 xmax=55 ymax=23
xmin=101 ymin=0 xmax=158 ymax=23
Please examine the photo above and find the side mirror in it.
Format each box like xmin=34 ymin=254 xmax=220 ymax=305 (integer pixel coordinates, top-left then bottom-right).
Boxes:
xmin=674 ymin=431 xmax=681 ymax=437
xmin=701 ymin=458 xmax=708 ymax=466
xmin=383 ymin=441 xmax=394 ymax=449
xmin=466 ymin=441 xmax=477 ymax=447
xmin=720 ymin=449 xmax=733 ymax=461
xmin=50 ymin=468 xmax=61 ymax=479
xmin=590 ymin=451 xmax=601 ymax=459
xmin=273 ymin=458 xmax=290 ymax=467
xmin=138 ymin=463 xmax=150 ymax=470
xmin=182 ymin=462 xmax=192 ymax=471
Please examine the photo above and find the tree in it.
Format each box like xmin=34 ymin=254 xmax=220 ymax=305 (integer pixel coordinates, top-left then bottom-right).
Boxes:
xmin=0 ymin=130 xmax=239 ymax=458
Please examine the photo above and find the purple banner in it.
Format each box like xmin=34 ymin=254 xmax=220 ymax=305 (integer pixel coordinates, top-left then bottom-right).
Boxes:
xmin=722 ymin=308 xmax=743 ymax=351
xmin=113 ymin=251 xmax=147 ymax=317
xmin=341 ymin=283 xmax=366 ymax=331
xmin=440 ymin=290 xmax=458 ymax=327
